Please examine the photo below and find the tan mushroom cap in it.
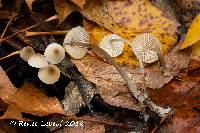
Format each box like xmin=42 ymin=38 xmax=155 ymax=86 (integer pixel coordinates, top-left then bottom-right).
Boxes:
xmin=44 ymin=43 xmax=65 ymax=64
xmin=20 ymin=46 xmax=35 ymax=62
xmin=99 ymin=34 xmax=124 ymax=57
xmin=63 ymin=26 xmax=89 ymax=59
xmin=28 ymin=53 xmax=48 ymax=68
xmin=131 ymin=33 xmax=161 ymax=63
xmin=38 ymin=64 xmax=60 ymax=84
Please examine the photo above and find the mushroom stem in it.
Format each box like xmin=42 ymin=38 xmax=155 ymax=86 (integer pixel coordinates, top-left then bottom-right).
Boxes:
xmin=71 ymin=42 xmax=171 ymax=117
xmin=0 ymin=50 xmax=20 ymax=61
xmin=110 ymin=38 xmax=146 ymax=88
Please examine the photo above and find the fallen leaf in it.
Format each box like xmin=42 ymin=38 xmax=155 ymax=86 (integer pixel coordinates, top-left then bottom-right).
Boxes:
xmin=62 ymin=82 xmax=85 ymax=115
xmin=71 ymin=53 xmax=176 ymax=111
xmin=0 ymin=67 xmax=64 ymax=120
xmin=191 ymin=42 xmax=200 ymax=56
xmin=70 ymin=0 xmax=87 ymax=8
xmin=53 ymin=0 xmax=76 ymax=24
xmin=25 ymin=0 xmax=35 ymax=11
xmin=189 ymin=55 xmax=200 ymax=71
xmin=159 ymin=109 xmax=200 ymax=133
xmin=181 ymin=13 xmax=200 ymax=49
xmin=54 ymin=122 xmax=105 ymax=133
xmin=67 ymin=0 xmax=179 ymax=51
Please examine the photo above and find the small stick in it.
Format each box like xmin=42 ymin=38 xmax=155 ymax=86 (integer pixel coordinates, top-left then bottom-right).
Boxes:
xmin=25 ymin=30 xmax=68 ymax=37
xmin=1 ymin=14 xmax=17 ymax=39
xmin=0 ymin=51 xmax=20 ymax=61
xmin=0 ymin=15 xmax=58 ymax=43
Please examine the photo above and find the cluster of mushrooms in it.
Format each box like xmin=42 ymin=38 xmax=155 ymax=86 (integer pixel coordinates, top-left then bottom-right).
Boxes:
xmin=7 ymin=26 xmax=170 ymax=116
xmin=18 ymin=26 xmax=164 ymax=85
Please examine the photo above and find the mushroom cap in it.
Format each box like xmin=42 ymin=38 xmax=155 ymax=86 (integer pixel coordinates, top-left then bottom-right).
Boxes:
xmin=131 ymin=33 xmax=161 ymax=63
xmin=64 ymin=26 xmax=89 ymax=44
xmin=20 ymin=46 xmax=35 ymax=62
xmin=63 ymin=26 xmax=88 ymax=59
xmin=28 ymin=53 xmax=48 ymax=68
xmin=44 ymin=43 xmax=65 ymax=64
xmin=38 ymin=64 xmax=60 ymax=84
xmin=64 ymin=45 xmax=87 ymax=59
xmin=99 ymin=34 xmax=124 ymax=57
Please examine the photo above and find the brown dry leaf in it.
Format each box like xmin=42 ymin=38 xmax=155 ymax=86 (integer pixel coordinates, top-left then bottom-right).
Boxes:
xmin=53 ymin=122 xmax=105 ymax=133
xmin=25 ymin=0 xmax=35 ymax=11
xmin=71 ymin=53 xmax=175 ymax=111
xmin=159 ymin=109 xmax=200 ymax=133
xmin=70 ymin=0 xmax=87 ymax=8
xmin=189 ymin=55 xmax=200 ymax=71
xmin=164 ymin=45 xmax=191 ymax=76
xmin=0 ymin=67 xmax=64 ymax=120
xmin=53 ymin=0 xmax=76 ymax=24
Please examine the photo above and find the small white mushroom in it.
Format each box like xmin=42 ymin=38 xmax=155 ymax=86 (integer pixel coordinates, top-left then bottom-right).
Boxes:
xmin=99 ymin=34 xmax=124 ymax=57
xmin=63 ymin=26 xmax=88 ymax=59
xmin=20 ymin=46 xmax=35 ymax=62
xmin=131 ymin=33 xmax=161 ymax=64
xmin=38 ymin=64 xmax=60 ymax=84
xmin=44 ymin=43 xmax=65 ymax=64
xmin=28 ymin=53 xmax=48 ymax=68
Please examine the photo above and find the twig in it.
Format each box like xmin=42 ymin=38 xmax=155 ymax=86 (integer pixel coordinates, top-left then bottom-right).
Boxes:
xmin=0 ymin=51 xmax=20 ymax=61
xmin=1 ymin=14 xmax=17 ymax=39
xmin=0 ymin=15 xmax=58 ymax=43
xmin=25 ymin=31 xmax=68 ymax=37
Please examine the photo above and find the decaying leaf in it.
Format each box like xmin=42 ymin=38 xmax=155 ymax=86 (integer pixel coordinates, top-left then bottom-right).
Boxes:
xmin=0 ymin=67 xmax=64 ymax=120
xmin=62 ymin=82 xmax=85 ymax=115
xmin=159 ymin=109 xmax=200 ymax=133
xmin=164 ymin=45 xmax=191 ymax=76
xmin=53 ymin=0 xmax=76 ymax=24
xmin=181 ymin=13 xmax=200 ymax=49
xmin=71 ymin=0 xmax=87 ymax=8
xmin=53 ymin=122 xmax=105 ymax=133
xmin=71 ymin=53 xmax=174 ymax=111
xmin=62 ymin=0 xmax=179 ymax=51
xmin=25 ymin=0 xmax=35 ymax=11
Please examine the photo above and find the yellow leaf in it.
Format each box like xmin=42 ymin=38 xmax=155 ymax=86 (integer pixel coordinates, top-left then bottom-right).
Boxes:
xmin=192 ymin=41 xmax=200 ymax=56
xmin=181 ymin=13 xmax=200 ymax=49
xmin=81 ymin=0 xmax=179 ymax=52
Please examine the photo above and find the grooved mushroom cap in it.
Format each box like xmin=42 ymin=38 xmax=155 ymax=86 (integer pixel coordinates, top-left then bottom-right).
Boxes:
xmin=20 ymin=46 xmax=35 ymax=62
xmin=63 ymin=26 xmax=89 ymax=59
xmin=28 ymin=53 xmax=48 ymax=68
xmin=44 ymin=43 xmax=65 ymax=64
xmin=131 ymin=33 xmax=160 ymax=63
xmin=99 ymin=34 xmax=124 ymax=57
xmin=38 ymin=64 xmax=60 ymax=84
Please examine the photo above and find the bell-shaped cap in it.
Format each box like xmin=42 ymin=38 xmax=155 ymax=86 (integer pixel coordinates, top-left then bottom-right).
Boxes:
xmin=44 ymin=43 xmax=65 ymax=64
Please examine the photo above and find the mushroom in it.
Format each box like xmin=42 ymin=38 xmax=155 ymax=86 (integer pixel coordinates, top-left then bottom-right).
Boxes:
xmin=20 ymin=46 xmax=35 ymax=62
xmin=0 ymin=46 xmax=35 ymax=61
xmin=99 ymin=34 xmax=124 ymax=57
xmin=63 ymin=26 xmax=89 ymax=59
xmin=44 ymin=43 xmax=65 ymax=64
xmin=28 ymin=53 xmax=48 ymax=68
xmin=131 ymin=33 xmax=161 ymax=64
xmin=38 ymin=64 xmax=60 ymax=84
